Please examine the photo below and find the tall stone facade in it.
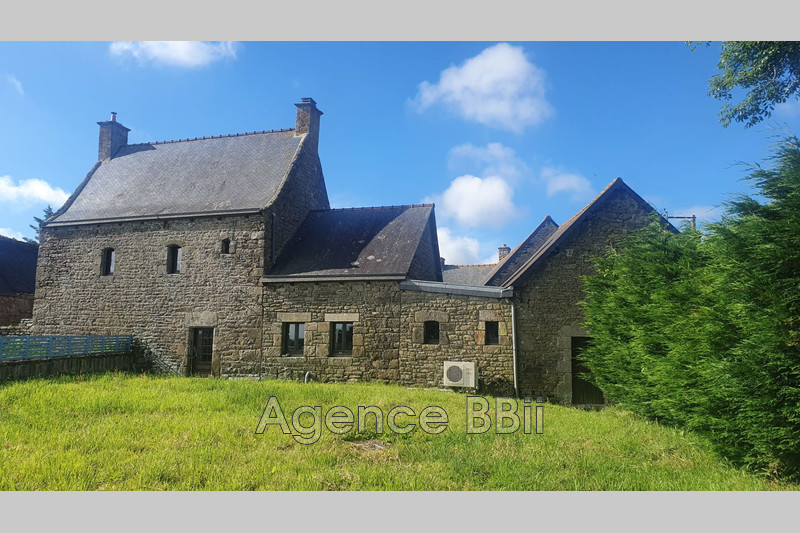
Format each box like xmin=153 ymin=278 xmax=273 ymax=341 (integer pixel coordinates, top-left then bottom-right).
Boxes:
xmin=511 ymin=183 xmax=657 ymax=402
xmin=31 ymin=99 xmax=330 ymax=376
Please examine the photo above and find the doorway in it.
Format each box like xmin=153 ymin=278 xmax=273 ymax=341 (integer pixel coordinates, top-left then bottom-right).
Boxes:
xmin=571 ymin=336 xmax=604 ymax=405
xmin=189 ymin=327 xmax=214 ymax=376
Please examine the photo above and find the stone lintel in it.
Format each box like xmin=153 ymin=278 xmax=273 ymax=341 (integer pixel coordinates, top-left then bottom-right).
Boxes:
xmin=324 ymin=312 xmax=359 ymax=322
xmin=277 ymin=312 xmax=312 ymax=322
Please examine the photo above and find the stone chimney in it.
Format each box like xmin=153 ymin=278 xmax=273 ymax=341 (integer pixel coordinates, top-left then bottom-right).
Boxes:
xmin=295 ymin=97 xmax=323 ymax=152
xmin=97 ymin=112 xmax=130 ymax=161
xmin=498 ymin=244 xmax=511 ymax=262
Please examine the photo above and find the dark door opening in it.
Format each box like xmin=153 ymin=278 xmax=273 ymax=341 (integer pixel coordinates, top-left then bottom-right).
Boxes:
xmin=571 ymin=336 xmax=604 ymax=405
xmin=189 ymin=327 xmax=214 ymax=376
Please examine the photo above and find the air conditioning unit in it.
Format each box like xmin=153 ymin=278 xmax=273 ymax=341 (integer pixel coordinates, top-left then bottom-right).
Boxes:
xmin=443 ymin=361 xmax=476 ymax=388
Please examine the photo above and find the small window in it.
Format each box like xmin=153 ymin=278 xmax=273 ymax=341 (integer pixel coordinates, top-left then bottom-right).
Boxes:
xmin=221 ymin=238 xmax=231 ymax=254
xmin=282 ymin=323 xmax=305 ymax=355
xmin=100 ymin=248 xmax=115 ymax=276
xmin=331 ymin=322 xmax=354 ymax=356
xmin=167 ymin=245 xmax=182 ymax=274
xmin=485 ymin=321 xmax=499 ymax=345
xmin=424 ymin=321 xmax=440 ymax=345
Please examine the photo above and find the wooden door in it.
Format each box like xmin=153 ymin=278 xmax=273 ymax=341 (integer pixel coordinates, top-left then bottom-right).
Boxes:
xmin=189 ymin=327 xmax=214 ymax=376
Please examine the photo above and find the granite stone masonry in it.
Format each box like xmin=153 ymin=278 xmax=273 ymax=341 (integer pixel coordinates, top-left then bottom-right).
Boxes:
xmin=29 ymin=98 xmax=670 ymax=404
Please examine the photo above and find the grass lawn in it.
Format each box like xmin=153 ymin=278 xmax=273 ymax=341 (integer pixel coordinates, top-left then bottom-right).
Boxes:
xmin=0 ymin=372 xmax=794 ymax=490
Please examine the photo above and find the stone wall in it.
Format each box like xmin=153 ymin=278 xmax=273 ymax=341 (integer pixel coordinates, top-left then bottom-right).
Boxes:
xmin=398 ymin=290 xmax=514 ymax=395
xmin=261 ymin=280 xmax=401 ymax=382
xmin=31 ymin=214 xmax=266 ymax=376
xmin=264 ymin=135 xmax=330 ymax=268
xmin=513 ymin=187 xmax=655 ymax=403
xmin=0 ymin=293 xmax=34 ymax=326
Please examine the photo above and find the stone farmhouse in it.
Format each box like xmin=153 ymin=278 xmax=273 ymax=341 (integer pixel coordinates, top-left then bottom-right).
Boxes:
xmin=31 ymin=98 xmax=663 ymax=403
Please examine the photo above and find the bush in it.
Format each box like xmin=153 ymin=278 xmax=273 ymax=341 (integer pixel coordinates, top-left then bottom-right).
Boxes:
xmin=581 ymin=136 xmax=800 ymax=479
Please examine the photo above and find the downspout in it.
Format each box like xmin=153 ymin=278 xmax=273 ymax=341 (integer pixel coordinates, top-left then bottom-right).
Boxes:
xmin=509 ymin=296 xmax=519 ymax=398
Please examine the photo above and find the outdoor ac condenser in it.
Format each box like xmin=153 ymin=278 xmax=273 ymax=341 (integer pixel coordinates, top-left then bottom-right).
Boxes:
xmin=443 ymin=361 xmax=476 ymax=388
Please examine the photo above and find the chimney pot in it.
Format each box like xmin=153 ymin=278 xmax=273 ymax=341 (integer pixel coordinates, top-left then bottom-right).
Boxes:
xmin=110 ymin=112 xmax=117 ymax=122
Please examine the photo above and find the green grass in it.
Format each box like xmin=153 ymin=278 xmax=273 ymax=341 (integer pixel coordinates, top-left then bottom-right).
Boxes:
xmin=0 ymin=372 xmax=794 ymax=490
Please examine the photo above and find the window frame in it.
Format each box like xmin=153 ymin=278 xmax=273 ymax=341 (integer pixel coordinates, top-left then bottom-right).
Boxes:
xmin=100 ymin=248 xmax=115 ymax=276
xmin=282 ymin=322 xmax=305 ymax=356
xmin=423 ymin=321 xmax=440 ymax=345
xmin=166 ymin=245 xmax=182 ymax=274
xmin=330 ymin=322 xmax=354 ymax=356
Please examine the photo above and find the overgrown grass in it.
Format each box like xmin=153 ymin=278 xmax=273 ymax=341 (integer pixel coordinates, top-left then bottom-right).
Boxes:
xmin=0 ymin=373 xmax=793 ymax=490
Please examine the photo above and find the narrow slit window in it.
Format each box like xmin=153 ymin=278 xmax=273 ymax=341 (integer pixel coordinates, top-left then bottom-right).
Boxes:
xmin=167 ymin=245 xmax=182 ymax=274
xmin=485 ymin=321 xmax=499 ymax=345
xmin=282 ymin=323 xmax=305 ymax=355
xmin=100 ymin=248 xmax=115 ymax=276
xmin=330 ymin=322 xmax=354 ymax=356
xmin=424 ymin=321 xmax=439 ymax=345
xmin=221 ymin=238 xmax=231 ymax=254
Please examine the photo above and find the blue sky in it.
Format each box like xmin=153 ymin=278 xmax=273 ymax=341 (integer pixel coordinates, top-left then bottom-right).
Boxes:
xmin=2 ymin=41 xmax=799 ymax=264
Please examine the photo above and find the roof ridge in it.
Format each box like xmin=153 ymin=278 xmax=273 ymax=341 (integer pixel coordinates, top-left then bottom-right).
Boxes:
xmin=126 ymin=128 xmax=296 ymax=147
xmin=444 ymin=264 xmax=495 ymax=268
xmin=311 ymin=203 xmax=434 ymax=213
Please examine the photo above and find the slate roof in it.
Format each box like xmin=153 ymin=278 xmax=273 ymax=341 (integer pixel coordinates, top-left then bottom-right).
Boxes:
xmin=0 ymin=236 xmax=38 ymax=296
xmin=48 ymin=129 xmax=303 ymax=225
xmin=500 ymin=178 xmax=662 ymax=287
xmin=482 ymin=215 xmax=559 ymax=286
xmin=442 ymin=264 xmax=496 ymax=286
xmin=264 ymin=205 xmax=436 ymax=279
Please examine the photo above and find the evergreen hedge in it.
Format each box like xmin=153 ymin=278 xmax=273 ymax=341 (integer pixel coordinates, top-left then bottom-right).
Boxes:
xmin=581 ymin=136 xmax=800 ymax=479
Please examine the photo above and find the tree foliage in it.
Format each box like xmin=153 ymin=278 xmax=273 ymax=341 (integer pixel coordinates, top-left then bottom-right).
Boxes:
xmin=25 ymin=205 xmax=54 ymax=244
xmin=581 ymin=136 xmax=800 ymax=479
xmin=707 ymin=41 xmax=800 ymax=128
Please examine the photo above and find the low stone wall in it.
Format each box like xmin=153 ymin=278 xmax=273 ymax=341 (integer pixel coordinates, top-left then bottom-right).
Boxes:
xmin=0 ymin=351 xmax=134 ymax=381
xmin=261 ymin=280 xmax=401 ymax=383
xmin=399 ymin=290 xmax=515 ymax=396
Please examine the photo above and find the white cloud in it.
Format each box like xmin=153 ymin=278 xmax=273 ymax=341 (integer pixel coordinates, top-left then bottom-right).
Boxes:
xmin=448 ymin=142 xmax=527 ymax=182
xmin=436 ymin=227 xmax=481 ymax=265
xmin=7 ymin=75 xmax=23 ymax=95
xmin=412 ymin=43 xmax=554 ymax=133
xmin=429 ymin=174 xmax=519 ymax=229
xmin=541 ymin=166 xmax=594 ymax=201
xmin=0 ymin=175 xmax=70 ymax=208
xmin=109 ymin=41 xmax=239 ymax=68
xmin=0 ymin=227 xmax=25 ymax=240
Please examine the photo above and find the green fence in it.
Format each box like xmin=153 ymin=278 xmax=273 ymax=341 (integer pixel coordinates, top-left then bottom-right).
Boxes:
xmin=0 ymin=335 xmax=133 ymax=363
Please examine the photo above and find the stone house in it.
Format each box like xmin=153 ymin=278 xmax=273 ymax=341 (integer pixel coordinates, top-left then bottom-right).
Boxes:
xmin=31 ymin=98 xmax=663 ymax=403
xmin=0 ymin=236 xmax=38 ymax=326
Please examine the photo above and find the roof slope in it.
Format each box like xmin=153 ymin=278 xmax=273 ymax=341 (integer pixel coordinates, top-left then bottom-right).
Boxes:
xmin=500 ymin=178 xmax=662 ymax=287
xmin=265 ymin=205 xmax=436 ymax=279
xmin=482 ymin=215 xmax=559 ymax=286
xmin=0 ymin=236 xmax=38 ymax=295
xmin=49 ymin=129 xmax=303 ymax=225
xmin=442 ymin=264 xmax=496 ymax=285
